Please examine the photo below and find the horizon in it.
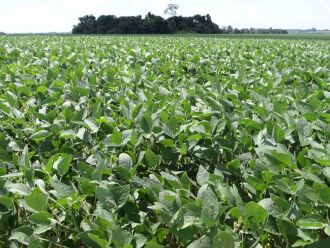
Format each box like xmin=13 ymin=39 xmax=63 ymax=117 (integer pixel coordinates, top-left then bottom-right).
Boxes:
xmin=0 ymin=0 xmax=329 ymax=33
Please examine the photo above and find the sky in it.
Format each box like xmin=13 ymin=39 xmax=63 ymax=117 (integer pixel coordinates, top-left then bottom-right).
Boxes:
xmin=0 ymin=0 xmax=329 ymax=33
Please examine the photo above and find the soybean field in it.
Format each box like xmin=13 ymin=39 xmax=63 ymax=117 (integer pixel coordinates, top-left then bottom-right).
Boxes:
xmin=0 ymin=36 xmax=329 ymax=248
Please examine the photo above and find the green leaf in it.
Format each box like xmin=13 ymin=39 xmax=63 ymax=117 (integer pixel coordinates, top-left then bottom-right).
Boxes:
xmin=18 ymin=145 xmax=31 ymax=168
xmin=28 ymin=235 xmax=44 ymax=248
xmin=28 ymin=211 xmax=52 ymax=225
xmin=268 ymin=150 xmax=293 ymax=167
xmin=166 ymin=116 xmax=178 ymax=136
xmin=111 ymin=225 xmax=133 ymax=248
xmin=9 ymin=226 xmax=34 ymax=245
xmin=212 ymin=232 xmax=235 ymax=248
xmin=50 ymin=178 xmax=75 ymax=198
xmin=53 ymin=154 xmax=72 ymax=176
xmin=196 ymin=165 xmax=209 ymax=186
xmin=187 ymin=235 xmax=212 ymax=248
xmin=79 ymin=231 xmax=109 ymax=248
xmin=5 ymin=182 xmax=31 ymax=196
xmin=226 ymin=159 xmax=240 ymax=170
xmin=0 ymin=102 xmax=10 ymax=116
xmin=87 ymin=233 xmax=109 ymax=248
xmin=297 ymin=119 xmax=312 ymax=146
xmin=141 ymin=112 xmax=153 ymax=133
xmin=118 ymin=153 xmax=133 ymax=169
xmin=145 ymin=239 xmax=163 ymax=248
xmin=276 ymin=218 xmax=298 ymax=241
xmin=161 ymin=172 xmax=182 ymax=189
xmin=0 ymin=132 xmax=8 ymax=148
xmin=292 ymin=239 xmax=310 ymax=247
xmin=144 ymin=149 xmax=159 ymax=169
xmin=312 ymin=182 xmax=330 ymax=204
xmin=60 ymin=129 xmax=76 ymax=139
xmin=324 ymin=224 xmax=330 ymax=236
xmin=29 ymin=130 xmax=51 ymax=141
xmin=307 ymin=238 xmax=330 ymax=248
xmin=131 ymin=103 xmax=142 ymax=118
xmin=78 ymin=161 xmax=94 ymax=178
xmin=297 ymin=214 xmax=326 ymax=229
xmin=25 ymin=188 xmax=48 ymax=212
xmin=273 ymin=125 xmax=285 ymax=143
xmin=5 ymin=91 xmax=18 ymax=107
xmin=0 ymin=195 xmax=12 ymax=213
xmin=197 ymin=185 xmax=220 ymax=227
xmin=297 ymin=148 xmax=309 ymax=168
xmin=323 ymin=168 xmax=330 ymax=183
xmin=109 ymin=130 xmax=123 ymax=146
xmin=240 ymin=201 xmax=268 ymax=227
xmin=75 ymin=177 xmax=96 ymax=195
xmin=96 ymin=185 xmax=130 ymax=209
xmin=84 ymin=118 xmax=99 ymax=133
xmin=267 ymin=120 xmax=285 ymax=143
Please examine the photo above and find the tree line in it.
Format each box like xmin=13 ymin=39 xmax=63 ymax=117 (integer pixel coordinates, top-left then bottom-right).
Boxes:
xmin=72 ymin=13 xmax=288 ymax=35
xmin=220 ymin=26 xmax=288 ymax=34
xmin=72 ymin=13 xmax=220 ymax=34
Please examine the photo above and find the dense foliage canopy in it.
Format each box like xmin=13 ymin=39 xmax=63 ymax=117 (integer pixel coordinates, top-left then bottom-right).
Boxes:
xmin=0 ymin=36 xmax=329 ymax=248
xmin=72 ymin=13 xmax=288 ymax=34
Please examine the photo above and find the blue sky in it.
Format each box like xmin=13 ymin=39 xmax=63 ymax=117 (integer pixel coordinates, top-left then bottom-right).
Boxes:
xmin=0 ymin=0 xmax=329 ymax=33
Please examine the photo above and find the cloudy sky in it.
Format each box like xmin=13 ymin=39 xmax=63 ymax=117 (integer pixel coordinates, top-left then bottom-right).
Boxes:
xmin=0 ymin=0 xmax=329 ymax=33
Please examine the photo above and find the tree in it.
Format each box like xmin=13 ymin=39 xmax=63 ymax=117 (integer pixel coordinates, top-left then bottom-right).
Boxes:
xmin=144 ymin=12 xmax=169 ymax=34
xmin=72 ymin=12 xmax=288 ymax=35
xmin=72 ymin=15 xmax=96 ymax=34
xmin=96 ymin=15 xmax=117 ymax=34
xmin=164 ymin=4 xmax=179 ymax=17
xmin=226 ymin=25 xmax=233 ymax=34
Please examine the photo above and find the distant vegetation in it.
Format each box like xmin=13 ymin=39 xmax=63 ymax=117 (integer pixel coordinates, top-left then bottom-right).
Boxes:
xmin=190 ymin=33 xmax=330 ymax=41
xmin=72 ymin=12 xmax=288 ymax=35
xmin=72 ymin=13 xmax=220 ymax=34
xmin=219 ymin=26 xmax=288 ymax=34
xmin=0 ymin=32 xmax=6 ymax=35
xmin=287 ymin=28 xmax=330 ymax=34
